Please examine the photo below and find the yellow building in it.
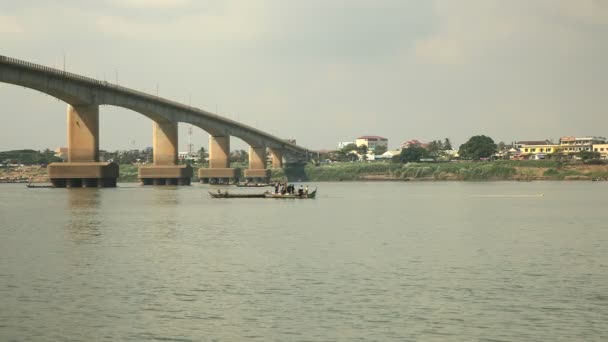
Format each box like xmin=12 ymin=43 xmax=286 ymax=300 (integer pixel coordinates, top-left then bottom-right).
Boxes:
xmin=593 ymin=144 xmax=608 ymax=159
xmin=519 ymin=144 xmax=561 ymax=160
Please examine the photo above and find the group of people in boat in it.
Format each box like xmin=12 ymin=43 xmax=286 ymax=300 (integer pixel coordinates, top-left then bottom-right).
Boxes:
xmin=273 ymin=182 xmax=310 ymax=197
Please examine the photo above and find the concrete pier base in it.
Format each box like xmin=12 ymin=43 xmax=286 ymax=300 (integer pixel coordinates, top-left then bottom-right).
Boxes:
xmin=243 ymin=169 xmax=271 ymax=184
xmin=139 ymin=164 xmax=193 ymax=186
xmin=48 ymin=162 xmax=119 ymax=188
xmin=198 ymin=168 xmax=241 ymax=184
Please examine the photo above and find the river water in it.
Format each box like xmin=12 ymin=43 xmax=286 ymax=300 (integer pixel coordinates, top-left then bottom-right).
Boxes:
xmin=0 ymin=181 xmax=607 ymax=341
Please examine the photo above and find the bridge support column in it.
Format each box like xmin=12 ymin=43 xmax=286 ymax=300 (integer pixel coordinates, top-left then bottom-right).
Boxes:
xmin=198 ymin=135 xmax=240 ymax=184
xmin=244 ymin=146 xmax=271 ymax=184
xmin=269 ymin=148 xmax=284 ymax=169
xmin=139 ymin=121 xmax=192 ymax=185
xmin=48 ymin=104 xmax=118 ymax=188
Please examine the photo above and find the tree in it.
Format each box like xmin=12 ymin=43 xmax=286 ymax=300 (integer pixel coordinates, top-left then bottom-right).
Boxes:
xmin=443 ymin=138 xmax=452 ymax=150
xmin=230 ymin=149 xmax=249 ymax=163
xmin=356 ymin=144 xmax=368 ymax=156
xmin=577 ymin=150 xmax=600 ymax=161
xmin=198 ymin=147 xmax=208 ymax=164
xmin=373 ymin=145 xmax=387 ymax=155
xmin=458 ymin=135 xmax=497 ymax=160
xmin=427 ymin=140 xmax=443 ymax=158
xmin=335 ymin=143 xmax=359 ymax=161
xmin=399 ymin=145 xmax=429 ymax=163
xmin=497 ymin=141 xmax=506 ymax=152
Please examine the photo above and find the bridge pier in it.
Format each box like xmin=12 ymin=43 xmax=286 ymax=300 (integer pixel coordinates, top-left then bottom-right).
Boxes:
xmin=244 ymin=146 xmax=271 ymax=183
xmin=48 ymin=104 xmax=119 ymax=188
xmin=139 ymin=121 xmax=192 ymax=185
xmin=269 ymin=148 xmax=284 ymax=169
xmin=199 ymin=135 xmax=240 ymax=184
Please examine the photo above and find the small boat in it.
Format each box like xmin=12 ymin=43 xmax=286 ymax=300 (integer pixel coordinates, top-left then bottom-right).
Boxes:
xmin=26 ymin=182 xmax=54 ymax=188
xmin=264 ymin=188 xmax=317 ymax=199
xmin=208 ymin=190 xmax=266 ymax=198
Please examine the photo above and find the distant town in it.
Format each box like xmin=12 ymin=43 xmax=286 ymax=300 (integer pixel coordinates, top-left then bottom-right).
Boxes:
xmin=1 ymin=134 xmax=608 ymax=168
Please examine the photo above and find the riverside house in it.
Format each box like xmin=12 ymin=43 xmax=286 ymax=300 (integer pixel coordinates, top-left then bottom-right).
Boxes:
xmin=559 ymin=136 xmax=607 ymax=157
xmin=593 ymin=144 xmax=608 ymax=159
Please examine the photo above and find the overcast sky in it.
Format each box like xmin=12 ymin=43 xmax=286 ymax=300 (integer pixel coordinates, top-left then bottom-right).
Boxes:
xmin=1 ymin=0 xmax=607 ymax=152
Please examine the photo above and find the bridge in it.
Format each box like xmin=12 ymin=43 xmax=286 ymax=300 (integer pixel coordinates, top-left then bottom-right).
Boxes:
xmin=0 ymin=55 xmax=309 ymax=187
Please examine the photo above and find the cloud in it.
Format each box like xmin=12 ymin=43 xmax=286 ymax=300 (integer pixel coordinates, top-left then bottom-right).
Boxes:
xmin=414 ymin=0 xmax=608 ymax=65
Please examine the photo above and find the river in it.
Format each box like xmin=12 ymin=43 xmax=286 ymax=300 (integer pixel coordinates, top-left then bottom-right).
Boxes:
xmin=1 ymin=182 xmax=607 ymax=341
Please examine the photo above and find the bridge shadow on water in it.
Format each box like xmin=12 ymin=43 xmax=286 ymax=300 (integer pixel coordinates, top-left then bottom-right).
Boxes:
xmin=283 ymin=162 xmax=308 ymax=182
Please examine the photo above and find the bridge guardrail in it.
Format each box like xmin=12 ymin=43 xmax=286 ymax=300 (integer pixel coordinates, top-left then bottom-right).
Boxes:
xmin=0 ymin=55 xmax=305 ymax=153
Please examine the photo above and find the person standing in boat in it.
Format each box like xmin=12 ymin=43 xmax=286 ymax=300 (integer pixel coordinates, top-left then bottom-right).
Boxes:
xmin=305 ymin=185 xmax=309 ymax=196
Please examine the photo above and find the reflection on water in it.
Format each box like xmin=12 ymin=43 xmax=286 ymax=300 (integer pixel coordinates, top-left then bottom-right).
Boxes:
xmin=66 ymin=188 xmax=102 ymax=244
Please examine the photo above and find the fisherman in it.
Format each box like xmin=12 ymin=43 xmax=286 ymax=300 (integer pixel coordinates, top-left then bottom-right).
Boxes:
xmin=298 ymin=185 xmax=304 ymax=197
xmin=274 ymin=182 xmax=279 ymax=194
xmin=305 ymin=185 xmax=309 ymax=196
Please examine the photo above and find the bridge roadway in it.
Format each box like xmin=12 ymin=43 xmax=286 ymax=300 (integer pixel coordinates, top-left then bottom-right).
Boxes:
xmin=0 ymin=55 xmax=309 ymax=187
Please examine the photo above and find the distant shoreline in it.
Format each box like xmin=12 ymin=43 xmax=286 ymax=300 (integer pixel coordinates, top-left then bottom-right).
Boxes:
xmin=3 ymin=160 xmax=607 ymax=183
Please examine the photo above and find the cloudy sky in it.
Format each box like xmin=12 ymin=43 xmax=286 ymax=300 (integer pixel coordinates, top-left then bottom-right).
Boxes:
xmin=1 ymin=0 xmax=607 ymax=152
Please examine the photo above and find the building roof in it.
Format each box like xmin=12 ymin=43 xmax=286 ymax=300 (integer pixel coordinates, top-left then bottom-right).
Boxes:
xmin=357 ymin=135 xmax=388 ymax=140
xmin=514 ymin=140 xmax=553 ymax=145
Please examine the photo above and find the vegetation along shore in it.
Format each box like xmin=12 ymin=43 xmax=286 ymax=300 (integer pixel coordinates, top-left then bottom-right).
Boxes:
xmin=4 ymin=160 xmax=608 ymax=184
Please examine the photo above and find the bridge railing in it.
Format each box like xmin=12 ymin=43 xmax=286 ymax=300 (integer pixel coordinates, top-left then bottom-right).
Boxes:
xmin=0 ymin=55 xmax=305 ymax=153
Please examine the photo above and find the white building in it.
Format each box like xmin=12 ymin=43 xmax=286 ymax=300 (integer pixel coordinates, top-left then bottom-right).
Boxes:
xmin=355 ymin=136 xmax=388 ymax=152
xmin=381 ymin=150 xmax=401 ymax=159
xmin=560 ymin=136 xmax=607 ymax=156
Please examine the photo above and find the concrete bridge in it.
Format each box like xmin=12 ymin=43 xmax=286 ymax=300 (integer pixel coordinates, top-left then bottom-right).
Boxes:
xmin=0 ymin=55 xmax=309 ymax=187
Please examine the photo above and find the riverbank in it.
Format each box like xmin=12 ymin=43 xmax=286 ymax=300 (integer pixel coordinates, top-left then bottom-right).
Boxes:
xmin=276 ymin=160 xmax=608 ymax=182
xmin=4 ymin=160 xmax=608 ymax=183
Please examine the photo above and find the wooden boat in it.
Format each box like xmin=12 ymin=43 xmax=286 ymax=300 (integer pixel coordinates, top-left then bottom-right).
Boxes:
xmin=26 ymin=183 xmax=54 ymax=188
xmin=208 ymin=190 xmax=266 ymax=198
xmin=264 ymin=188 xmax=317 ymax=199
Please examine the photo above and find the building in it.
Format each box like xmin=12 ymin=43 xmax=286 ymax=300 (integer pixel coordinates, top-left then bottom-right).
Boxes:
xmin=559 ymin=136 xmax=607 ymax=156
xmin=338 ymin=141 xmax=354 ymax=149
xmin=593 ymin=144 xmax=608 ymax=159
xmin=356 ymin=136 xmax=388 ymax=152
xmin=381 ymin=150 xmax=401 ymax=159
xmin=512 ymin=140 xmax=553 ymax=150
xmin=517 ymin=144 xmax=562 ymax=160
xmin=54 ymin=147 xmax=68 ymax=161
xmin=178 ymin=151 xmax=197 ymax=162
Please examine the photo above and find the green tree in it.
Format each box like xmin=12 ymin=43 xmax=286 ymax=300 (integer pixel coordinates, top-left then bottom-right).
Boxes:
xmin=399 ymin=145 xmax=429 ymax=163
xmin=577 ymin=150 xmax=600 ymax=161
xmin=443 ymin=138 xmax=452 ymax=150
xmin=459 ymin=135 xmax=497 ymax=160
xmin=427 ymin=140 xmax=444 ymax=158
xmin=198 ymin=147 xmax=208 ymax=164
xmin=230 ymin=149 xmax=249 ymax=163
xmin=341 ymin=143 xmax=358 ymax=153
xmin=335 ymin=143 xmax=359 ymax=161
xmin=373 ymin=145 xmax=387 ymax=155
xmin=356 ymin=144 xmax=368 ymax=156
